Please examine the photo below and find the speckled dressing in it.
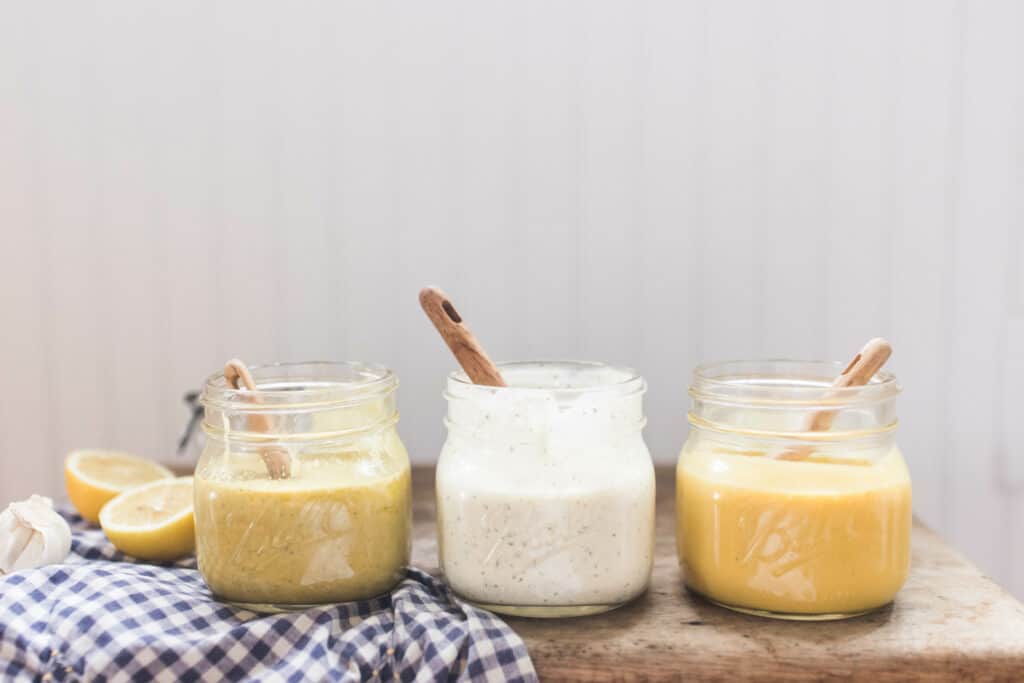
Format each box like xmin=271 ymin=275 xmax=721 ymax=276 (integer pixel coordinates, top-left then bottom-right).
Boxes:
xmin=436 ymin=361 xmax=656 ymax=616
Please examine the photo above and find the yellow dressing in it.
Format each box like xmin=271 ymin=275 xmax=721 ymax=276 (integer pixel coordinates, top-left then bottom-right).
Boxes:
xmin=194 ymin=451 xmax=411 ymax=607
xmin=676 ymin=445 xmax=911 ymax=616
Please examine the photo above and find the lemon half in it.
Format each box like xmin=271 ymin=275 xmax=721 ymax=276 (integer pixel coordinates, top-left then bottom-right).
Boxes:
xmin=65 ymin=449 xmax=173 ymax=523
xmin=99 ymin=477 xmax=195 ymax=561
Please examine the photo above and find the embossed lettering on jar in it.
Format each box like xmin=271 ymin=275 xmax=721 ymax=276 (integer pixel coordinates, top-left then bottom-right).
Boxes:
xmin=676 ymin=360 xmax=912 ymax=620
xmin=436 ymin=361 xmax=656 ymax=618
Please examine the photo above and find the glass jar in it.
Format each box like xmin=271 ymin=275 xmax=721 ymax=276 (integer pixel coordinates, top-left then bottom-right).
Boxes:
xmin=436 ymin=361 xmax=656 ymax=618
xmin=195 ymin=361 xmax=411 ymax=611
xmin=676 ymin=360 xmax=911 ymax=620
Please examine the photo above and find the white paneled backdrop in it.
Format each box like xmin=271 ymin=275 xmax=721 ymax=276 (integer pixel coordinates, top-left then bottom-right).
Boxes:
xmin=1 ymin=1 xmax=1022 ymax=597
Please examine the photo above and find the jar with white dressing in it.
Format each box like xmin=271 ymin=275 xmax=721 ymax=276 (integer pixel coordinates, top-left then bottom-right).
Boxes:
xmin=436 ymin=361 xmax=656 ymax=618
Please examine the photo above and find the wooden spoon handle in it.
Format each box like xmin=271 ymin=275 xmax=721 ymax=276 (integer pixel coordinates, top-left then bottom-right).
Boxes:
xmin=224 ymin=358 xmax=291 ymax=479
xmin=804 ymin=337 xmax=892 ymax=432
xmin=419 ymin=287 xmax=506 ymax=387
xmin=776 ymin=338 xmax=892 ymax=461
xmin=224 ymin=359 xmax=270 ymax=431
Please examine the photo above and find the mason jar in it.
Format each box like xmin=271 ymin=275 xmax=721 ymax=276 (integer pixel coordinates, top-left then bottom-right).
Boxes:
xmin=195 ymin=361 xmax=411 ymax=611
xmin=436 ymin=361 xmax=656 ymax=618
xmin=676 ymin=359 xmax=911 ymax=620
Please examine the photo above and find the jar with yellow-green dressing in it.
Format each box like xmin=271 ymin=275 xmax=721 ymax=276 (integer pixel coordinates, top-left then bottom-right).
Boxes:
xmin=195 ymin=361 xmax=411 ymax=612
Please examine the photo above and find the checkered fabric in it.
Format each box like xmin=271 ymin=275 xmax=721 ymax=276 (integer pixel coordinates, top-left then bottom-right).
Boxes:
xmin=0 ymin=511 xmax=537 ymax=683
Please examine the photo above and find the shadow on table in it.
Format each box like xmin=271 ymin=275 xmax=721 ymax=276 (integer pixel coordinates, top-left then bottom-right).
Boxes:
xmin=685 ymin=587 xmax=896 ymax=645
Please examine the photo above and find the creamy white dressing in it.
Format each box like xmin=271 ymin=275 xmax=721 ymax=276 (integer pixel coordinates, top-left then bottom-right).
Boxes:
xmin=436 ymin=362 xmax=655 ymax=615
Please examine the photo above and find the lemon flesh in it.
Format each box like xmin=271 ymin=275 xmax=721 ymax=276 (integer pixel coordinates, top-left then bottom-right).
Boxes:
xmin=65 ymin=449 xmax=173 ymax=523
xmin=99 ymin=477 xmax=195 ymax=562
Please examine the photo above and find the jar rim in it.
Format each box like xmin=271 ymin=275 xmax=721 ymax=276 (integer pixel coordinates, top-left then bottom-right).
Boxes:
xmin=690 ymin=359 xmax=901 ymax=407
xmin=202 ymin=360 xmax=397 ymax=410
xmin=447 ymin=359 xmax=644 ymax=396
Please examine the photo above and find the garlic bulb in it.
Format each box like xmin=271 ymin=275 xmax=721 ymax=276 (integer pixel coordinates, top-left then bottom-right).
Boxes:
xmin=0 ymin=495 xmax=72 ymax=574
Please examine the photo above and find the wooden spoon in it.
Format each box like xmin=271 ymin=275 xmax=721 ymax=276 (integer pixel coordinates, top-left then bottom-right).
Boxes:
xmin=419 ymin=287 xmax=506 ymax=387
xmin=777 ymin=338 xmax=893 ymax=461
xmin=224 ymin=359 xmax=292 ymax=479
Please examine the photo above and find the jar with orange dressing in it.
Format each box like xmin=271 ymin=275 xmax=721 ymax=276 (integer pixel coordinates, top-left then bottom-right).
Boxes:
xmin=676 ymin=360 xmax=911 ymax=620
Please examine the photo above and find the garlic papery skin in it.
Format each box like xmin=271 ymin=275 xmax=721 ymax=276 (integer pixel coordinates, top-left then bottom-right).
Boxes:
xmin=0 ymin=495 xmax=72 ymax=575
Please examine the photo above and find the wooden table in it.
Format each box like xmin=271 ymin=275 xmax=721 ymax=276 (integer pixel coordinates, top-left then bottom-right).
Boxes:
xmin=411 ymin=467 xmax=1024 ymax=682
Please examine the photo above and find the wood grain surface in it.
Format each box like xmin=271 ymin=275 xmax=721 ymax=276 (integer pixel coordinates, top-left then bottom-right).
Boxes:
xmin=410 ymin=467 xmax=1024 ymax=682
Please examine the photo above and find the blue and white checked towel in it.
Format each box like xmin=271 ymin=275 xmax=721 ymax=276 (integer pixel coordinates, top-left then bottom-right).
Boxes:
xmin=0 ymin=511 xmax=537 ymax=682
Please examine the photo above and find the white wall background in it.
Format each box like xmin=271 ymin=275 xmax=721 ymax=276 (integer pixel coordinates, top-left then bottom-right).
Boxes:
xmin=1 ymin=1 xmax=1022 ymax=597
